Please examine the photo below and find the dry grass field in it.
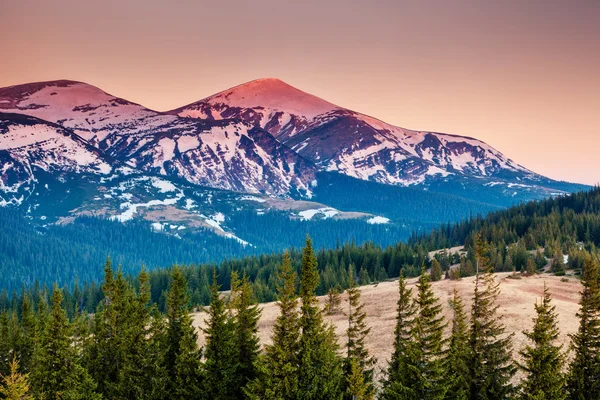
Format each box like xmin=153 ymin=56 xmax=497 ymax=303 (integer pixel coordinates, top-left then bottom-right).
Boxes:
xmin=191 ymin=272 xmax=582 ymax=378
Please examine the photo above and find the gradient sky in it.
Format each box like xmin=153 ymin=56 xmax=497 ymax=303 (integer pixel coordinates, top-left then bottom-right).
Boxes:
xmin=1 ymin=0 xmax=598 ymax=184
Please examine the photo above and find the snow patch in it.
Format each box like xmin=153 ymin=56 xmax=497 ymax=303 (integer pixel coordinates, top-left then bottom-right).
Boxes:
xmin=367 ymin=216 xmax=390 ymax=224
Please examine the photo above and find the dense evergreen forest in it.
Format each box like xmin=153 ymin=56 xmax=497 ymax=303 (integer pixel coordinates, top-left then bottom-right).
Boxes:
xmin=2 ymin=187 xmax=599 ymax=316
xmin=0 ymin=207 xmax=420 ymax=291
xmin=1 ymin=236 xmax=599 ymax=399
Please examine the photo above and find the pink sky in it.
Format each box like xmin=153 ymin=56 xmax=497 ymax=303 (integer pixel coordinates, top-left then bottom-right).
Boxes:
xmin=1 ymin=0 xmax=598 ymax=184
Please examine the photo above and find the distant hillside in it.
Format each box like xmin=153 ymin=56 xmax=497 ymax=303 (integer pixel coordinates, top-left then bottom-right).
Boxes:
xmin=4 ymin=187 xmax=598 ymax=317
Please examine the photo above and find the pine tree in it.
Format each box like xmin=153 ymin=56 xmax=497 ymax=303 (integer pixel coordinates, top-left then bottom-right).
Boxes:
xmin=525 ymin=258 xmax=537 ymax=275
xmin=382 ymin=271 xmax=417 ymax=399
xmin=469 ymin=237 xmax=516 ymax=400
xmin=202 ymin=269 xmax=239 ymax=400
xmin=552 ymin=249 xmax=566 ymax=275
xmin=430 ymin=259 xmax=443 ymax=282
xmin=446 ymin=289 xmax=470 ymax=400
xmin=164 ymin=266 xmax=203 ymax=399
xmin=534 ymin=249 xmax=547 ymax=270
xmin=120 ymin=268 xmax=167 ymax=400
xmin=231 ymin=272 xmax=261 ymax=397
xmin=345 ymin=357 xmax=369 ymax=400
xmin=173 ymin=313 xmax=203 ymax=400
xmin=297 ymin=236 xmax=343 ymax=400
xmin=402 ymin=267 xmax=448 ymax=399
xmin=567 ymin=254 xmax=600 ymax=399
xmin=245 ymin=252 xmax=300 ymax=400
xmin=344 ymin=265 xmax=376 ymax=400
xmin=15 ymin=296 xmax=35 ymax=373
xmin=85 ymin=260 xmax=134 ymax=398
xmin=359 ymin=268 xmax=370 ymax=285
xmin=31 ymin=286 xmax=101 ymax=400
xmin=519 ymin=283 xmax=566 ymax=400
xmin=0 ymin=357 xmax=33 ymax=400
xmin=325 ymin=287 xmax=343 ymax=315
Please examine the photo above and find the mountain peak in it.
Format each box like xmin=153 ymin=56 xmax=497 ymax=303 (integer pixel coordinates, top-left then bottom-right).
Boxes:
xmin=187 ymin=77 xmax=340 ymax=119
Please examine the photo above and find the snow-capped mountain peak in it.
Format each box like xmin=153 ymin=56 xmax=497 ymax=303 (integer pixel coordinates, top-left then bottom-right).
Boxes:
xmin=200 ymin=78 xmax=339 ymax=118
xmin=0 ymin=77 xmax=579 ymax=207
xmin=0 ymin=80 xmax=166 ymax=144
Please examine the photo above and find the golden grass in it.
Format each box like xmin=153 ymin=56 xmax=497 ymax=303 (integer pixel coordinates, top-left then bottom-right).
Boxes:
xmin=191 ymin=272 xmax=581 ymax=378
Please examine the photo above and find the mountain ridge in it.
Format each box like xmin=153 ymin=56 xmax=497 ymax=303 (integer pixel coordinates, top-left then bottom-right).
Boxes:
xmin=0 ymin=77 xmax=588 ymax=251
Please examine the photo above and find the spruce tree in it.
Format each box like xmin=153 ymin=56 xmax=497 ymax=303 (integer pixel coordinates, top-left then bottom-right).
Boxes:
xmin=297 ymin=236 xmax=343 ymax=400
xmin=446 ymin=289 xmax=470 ymax=400
xmin=231 ymin=272 xmax=261 ymax=397
xmin=173 ymin=313 xmax=203 ymax=400
xmin=519 ymin=283 xmax=566 ymax=400
xmin=469 ymin=237 xmax=516 ymax=400
xmin=246 ymin=252 xmax=300 ymax=400
xmin=163 ymin=266 xmax=203 ymax=399
xmin=85 ymin=260 xmax=133 ymax=399
xmin=430 ymin=259 xmax=443 ymax=282
xmin=202 ymin=269 xmax=239 ymax=400
xmin=120 ymin=268 xmax=167 ymax=400
xmin=31 ymin=286 xmax=101 ymax=400
xmin=325 ymin=287 xmax=343 ymax=315
xmin=345 ymin=357 xmax=369 ymax=400
xmin=402 ymin=267 xmax=448 ymax=400
xmin=382 ymin=271 xmax=417 ymax=399
xmin=0 ymin=357 xmax=33 ymax=400
xmin=344 ymin=266 xmax=376 ymax=400
xmin=567 ymin=254 xmax=600 ymax=399
xmin=534 ymin=249 xmax=547 ymax=270
xmin=15 ymin=296 xmax=35 ymax=374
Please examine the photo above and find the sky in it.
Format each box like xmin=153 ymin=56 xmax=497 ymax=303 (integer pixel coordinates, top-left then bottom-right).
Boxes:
xmin=1 ymin=0 xmax=598 ymax=185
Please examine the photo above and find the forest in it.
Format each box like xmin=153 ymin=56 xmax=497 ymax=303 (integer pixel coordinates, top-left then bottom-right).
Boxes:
xmin=2 ymin=187 xmax=598 ymax=316
xmin=0 ymin=235 xmax=599 ymax=399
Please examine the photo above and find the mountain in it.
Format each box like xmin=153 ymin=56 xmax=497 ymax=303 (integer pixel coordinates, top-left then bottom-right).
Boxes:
xmin=0 ymin=112 xmax=113 ymax=206
xmin=172 ymin=78 xmax=560 ymax=192
xmin=0 ymin=80 xmax=317 ymax=197
xmin=0 ymin=78 xmax=588 ymax=269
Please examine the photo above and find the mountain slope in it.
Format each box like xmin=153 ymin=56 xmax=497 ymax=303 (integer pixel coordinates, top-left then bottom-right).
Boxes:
xmin=0 ymin=112 xmax=112 ymax=206
xmin=0 ymin=81 xmax=317 ymax=197
xmin=0 ymin=77 xmax=589 ymax=263
xmin=172 ymin=78 xmax=573 ymax=194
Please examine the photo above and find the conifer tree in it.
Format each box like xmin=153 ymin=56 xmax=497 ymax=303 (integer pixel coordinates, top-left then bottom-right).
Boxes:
xmin=552 ymin=248 xmax=566 ymax=275
xmin=402 ymin=267 xmax=448 ymax=400
xmin=567 ymin=254 xmax=600 ymax=399
xmin=446 ymin=289 xmax=470 ymax=400
xmin=344 ymin=266 xmax=376 ymax=400
xmin=231 ymin=272 xmax=261 ymax=397
xmin=534 ymin=249 xmax=547 ymax=270
xmin=163 ymin=266 xmax=203 ymax=399
xmin=297 ymin=236 xmax=343 ymax=400
xmin=31 ymin=286 xmax=101 ymax=400
xmin=345 ymin=357 xmax=369 ymax=400
xmin=120 ymin=268 xmax=167 ymax=400
xmin=202 ymin=269 xmax=239 ymax=400
xmin=173 ymin=312 xmax=203 ymax=400
xmin=0 ymin=357 xmax=33 ymax=400
xmin=469 ymin=237 xmax=516 ymax=400
xmin=382 ymin=272 xmax=417 ymax=399
xmin=519 ymin=283 xmax=566 ymax=400
xmin=15 ymin=296 xmax=35 ymax=374
xmin=85 ymin=260 xmax=133 ymax=398
xmin=430 ymin=259 xmax=443 ymax=282
xmin=525 ymin=258 xmax=537 ymax=275
xmin=325 ymin=287 xmax=343 ymax=315
xmin=246 ymin=252 xmax=300 ymax=400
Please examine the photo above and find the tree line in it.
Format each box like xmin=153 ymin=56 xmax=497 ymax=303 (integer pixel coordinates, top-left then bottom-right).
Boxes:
xmin=1 ymin=236 xmax=600 ymax=399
